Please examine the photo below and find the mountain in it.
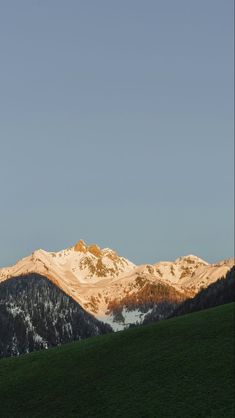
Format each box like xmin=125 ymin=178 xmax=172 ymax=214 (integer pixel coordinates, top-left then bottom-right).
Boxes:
xmin=0 ymin=273 xmax=111 ymax=358
xmin=0 ymin=240 xmax=234 ymax=329
xmin=0 ymin=303 xmax=234 ymax=418
xmin=170 ymin=266 xmax=235 ymax=318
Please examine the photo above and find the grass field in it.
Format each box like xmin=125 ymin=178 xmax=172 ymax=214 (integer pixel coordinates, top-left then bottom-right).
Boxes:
xmin=0 ymin=303 xmax=234 ymax=418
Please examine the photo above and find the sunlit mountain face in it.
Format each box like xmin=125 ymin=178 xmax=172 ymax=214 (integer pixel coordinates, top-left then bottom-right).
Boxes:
xmin=1 ymin=240 xmax=233 ymax=330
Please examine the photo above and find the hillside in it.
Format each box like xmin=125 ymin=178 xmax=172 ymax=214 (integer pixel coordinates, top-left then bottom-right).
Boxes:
xmin=0 ymin=274 xmax=111 ymax=357
xmin=0 ymin=303 xmax=234 ymax=418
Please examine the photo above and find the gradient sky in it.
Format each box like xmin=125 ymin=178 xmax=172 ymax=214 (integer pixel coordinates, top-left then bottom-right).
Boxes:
xmin=0 ymin=0 xmax=234 ymax=267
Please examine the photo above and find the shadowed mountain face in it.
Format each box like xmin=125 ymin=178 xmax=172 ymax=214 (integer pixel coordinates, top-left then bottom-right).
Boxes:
xmin=106 ymin=279 xmax=192 ymax=326
xmin=0 ymin=274 xmax=112 ymax=358
xmin=170 ymin=266 xmax=235 ymax=318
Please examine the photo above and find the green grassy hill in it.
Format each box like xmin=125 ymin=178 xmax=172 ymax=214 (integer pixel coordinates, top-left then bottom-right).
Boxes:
xmin=0 ymin=303 xmax=234 ymax=418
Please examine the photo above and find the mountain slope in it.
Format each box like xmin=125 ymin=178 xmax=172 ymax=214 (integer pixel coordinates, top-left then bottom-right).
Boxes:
xmin=105 ymin=278 xmax=191 ymax=326
xmin=0 ymin=303 xmax=234 ymax=418
xmin=171 ymin=266 xmax=235 ymax=317
xmin=0 ymin=241 xmax=233 ymax=328
xmin=0 ymin=273 xmax=111 ymax=357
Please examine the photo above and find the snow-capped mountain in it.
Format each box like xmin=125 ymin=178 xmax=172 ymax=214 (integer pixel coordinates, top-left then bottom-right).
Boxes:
xmin=0 ymin=240 xmax=233 ymax=330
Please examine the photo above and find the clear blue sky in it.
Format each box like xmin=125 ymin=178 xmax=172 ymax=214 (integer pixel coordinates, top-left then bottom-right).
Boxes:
xmin=0 ymin=0 xmax=234 ymax=266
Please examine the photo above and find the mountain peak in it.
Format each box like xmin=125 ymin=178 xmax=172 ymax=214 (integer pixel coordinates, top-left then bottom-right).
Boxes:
xmin=74 ymin=240 xmax=87 ymax=253
xmin=74 ymin=240 xmax=102 ymax=257
xmin=87 ymin=244 xmax=102 ymax=257
xmin=175 ymin=254 xmax=208 ymax=265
